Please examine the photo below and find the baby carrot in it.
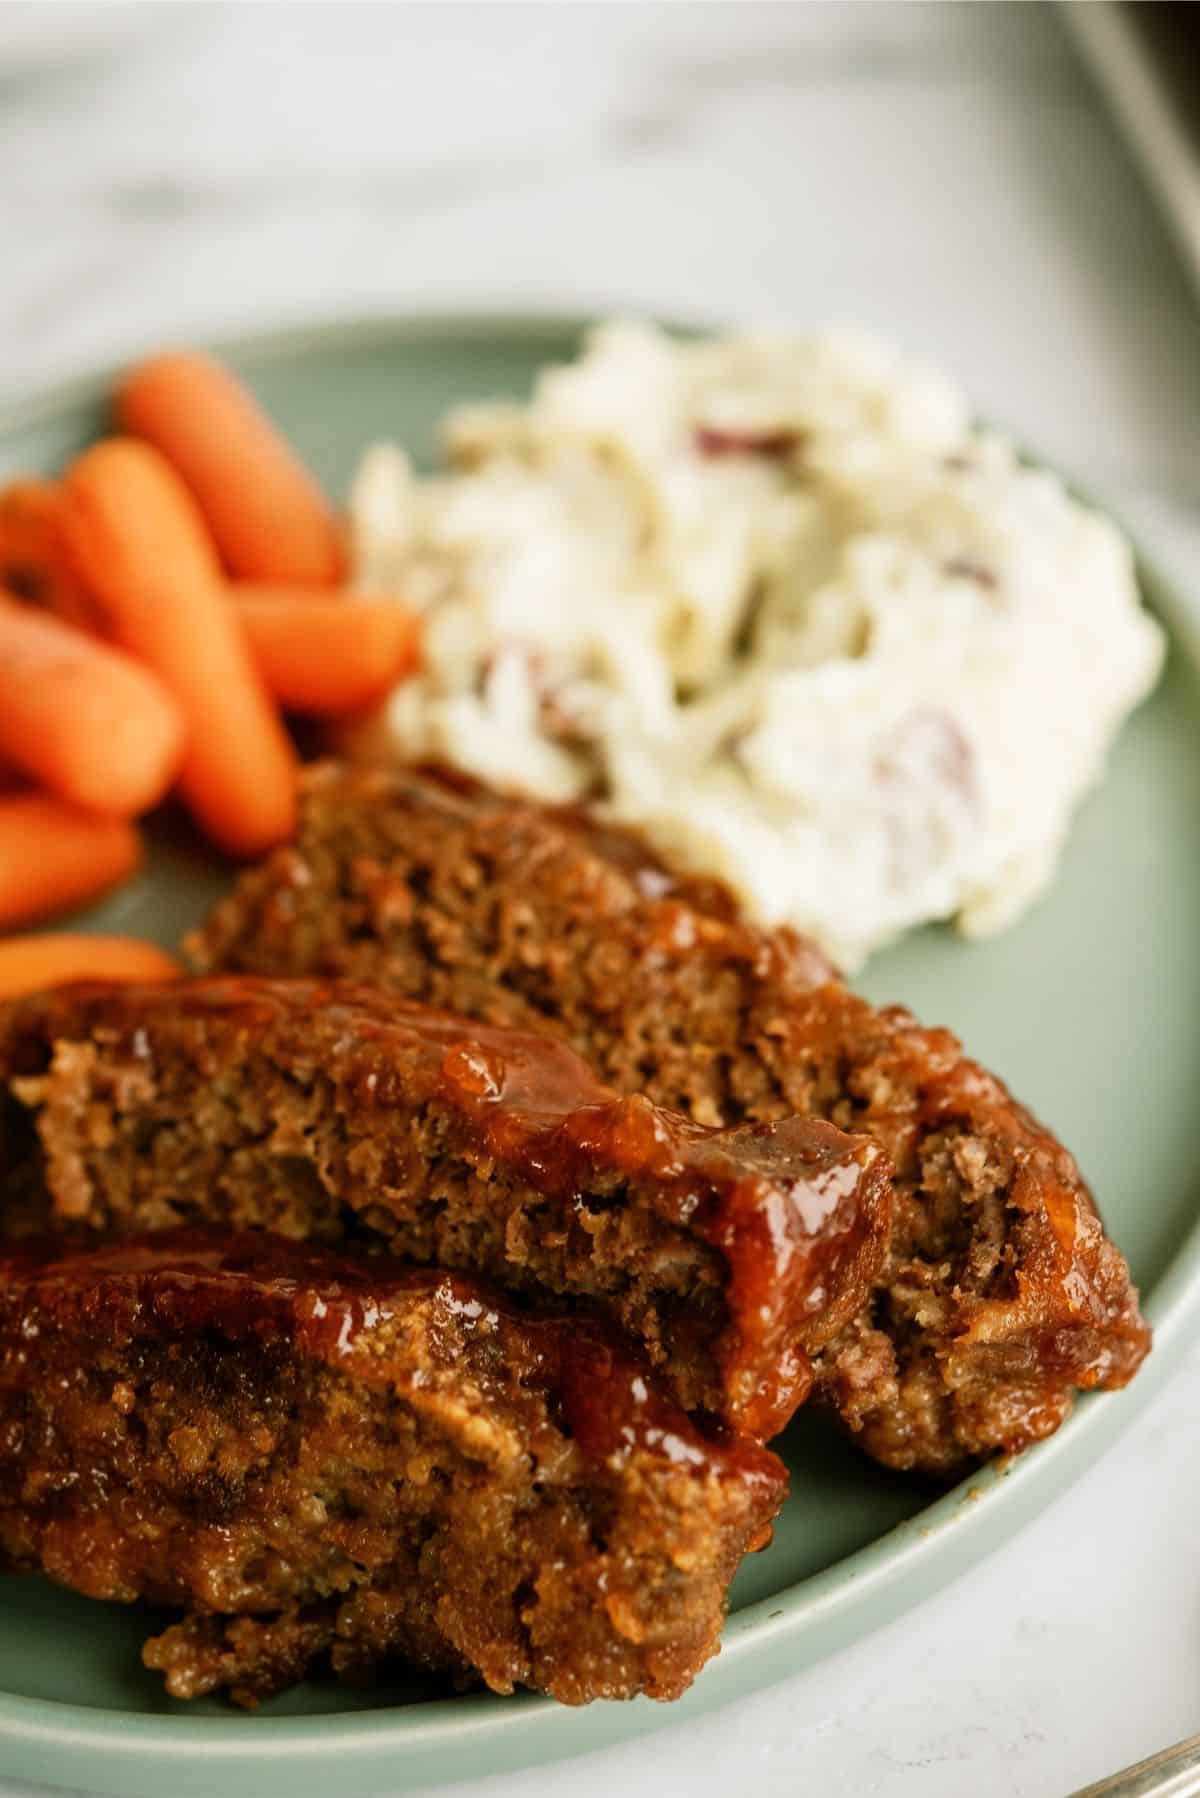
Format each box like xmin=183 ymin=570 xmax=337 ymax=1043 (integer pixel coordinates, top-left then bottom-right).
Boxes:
xmin=0 ymin=597 xmax=184 ymax=818
xmin=0 ymin=480 xmax=96 ymax=629
xmin=0 ymin=794 xmax=141 ymax=929
xmin=0 ymin=934 xmax=179 ymax=1000
xmin=117 ymin=352 xmax=346 ymax=585
xmin=232 ymin=585 xmax=420 ymax=715
xmin=60 ymin=439 xmax=297 ymax=858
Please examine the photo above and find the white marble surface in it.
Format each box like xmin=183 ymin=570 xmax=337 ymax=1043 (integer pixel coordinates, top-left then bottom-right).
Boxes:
xmin=1 ymin=5 xmax=1199 ymax=1796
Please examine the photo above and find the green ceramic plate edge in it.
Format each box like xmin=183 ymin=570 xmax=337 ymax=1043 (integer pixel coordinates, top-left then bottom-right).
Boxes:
xmin=0 ymin=311 xmax=1196 ymax=1798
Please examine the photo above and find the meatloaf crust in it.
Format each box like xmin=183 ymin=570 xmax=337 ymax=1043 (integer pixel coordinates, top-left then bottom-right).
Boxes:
xmin=190 ymin=763 xmax=1151 ymax=1474
xmin=0 ymin=1229 xmax=784 ymax=1704
xmin=0 ymin=976 xmax=890 ymax=1438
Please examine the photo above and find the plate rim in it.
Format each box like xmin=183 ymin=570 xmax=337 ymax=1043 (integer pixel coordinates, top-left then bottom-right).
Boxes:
xmin=1 ymin=306 xmax=1198 ymax=1795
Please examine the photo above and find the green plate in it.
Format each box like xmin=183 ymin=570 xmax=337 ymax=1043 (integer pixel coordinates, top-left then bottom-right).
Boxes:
xmin=0 ymin=314 xmax=1197 ymax=1797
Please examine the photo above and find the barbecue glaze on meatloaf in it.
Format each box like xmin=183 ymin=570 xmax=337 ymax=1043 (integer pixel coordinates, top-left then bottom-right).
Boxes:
xmin=191 ymin=763 xmax=1152 ymax=1475
xmin=0 ymin=977 xmax=890 ymax=1438
xmin=0 ymin=1229 xmax=785 ymax=1705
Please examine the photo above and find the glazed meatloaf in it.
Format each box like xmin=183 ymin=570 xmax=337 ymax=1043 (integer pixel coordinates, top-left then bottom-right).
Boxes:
xmin=0 ymin=977 xmax=890 ymax=1439
xmin=191 ymin=763 xmax=1152 ymax=1475
xmin=0 ymin=1229 xmax=785 ymax=1705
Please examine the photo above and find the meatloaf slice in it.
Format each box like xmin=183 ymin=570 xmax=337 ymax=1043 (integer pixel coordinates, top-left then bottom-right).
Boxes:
xmin=190 ymin=762 xmax=1152 ymax=1475
xmin=0 ymin=976 xmax=890 ymax=1439
xmin=0 ymin=1229 xmax=785 ymax=1705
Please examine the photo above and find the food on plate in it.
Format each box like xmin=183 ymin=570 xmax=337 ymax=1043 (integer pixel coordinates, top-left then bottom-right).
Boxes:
xmin=0 ymin=794 xmax=141 ymax=929
xmin=0 ymin=479 xmax=94 ymax=628
xmin=232 ymin=585 xmax=421 ymax=714
xmin=0 ymin=975 xmax=890 ymax=1436
xmin=0 ymin=327 xmax=1160 ymax=1712
xmin=350 ymin=320 xmax=1164 ymax=969
xmin=192 ymin=763 xmax=1151 ymax=1475
xmin=0 ymin=1229 xmax=785 ymax=1705
xmin=0 ymin=596 xmax=184 ymax=817
xmin=117 ymin=351 xmax=346 ymax=585
xmin=60 ymin=438 xmax=299 ymax=857
xmin=0 ymin=936 xmax=178 ymax=1000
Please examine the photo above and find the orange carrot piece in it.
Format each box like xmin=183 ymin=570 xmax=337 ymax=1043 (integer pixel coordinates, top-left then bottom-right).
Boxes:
xmin=60 ymin=439 xmax=297 ymax=859
xmin=0 ymin=933 xmax=178 ymax=1000
xmin=0 ymin=795 xmax=141 ymax=929
xmin=232 ymin=585 xmax=420 ymax=715
xmin=0 ymin=595 xmax=184 ymax=817
xmin=117 ymin=353 xmax=346 ymax=585
xmin=0 ymin=480 xmax=97 ymax=629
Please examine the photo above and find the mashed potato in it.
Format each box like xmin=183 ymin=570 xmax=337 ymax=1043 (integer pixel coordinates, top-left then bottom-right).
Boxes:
xmin=349 ymin=321 xmax=1164 ymax=970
